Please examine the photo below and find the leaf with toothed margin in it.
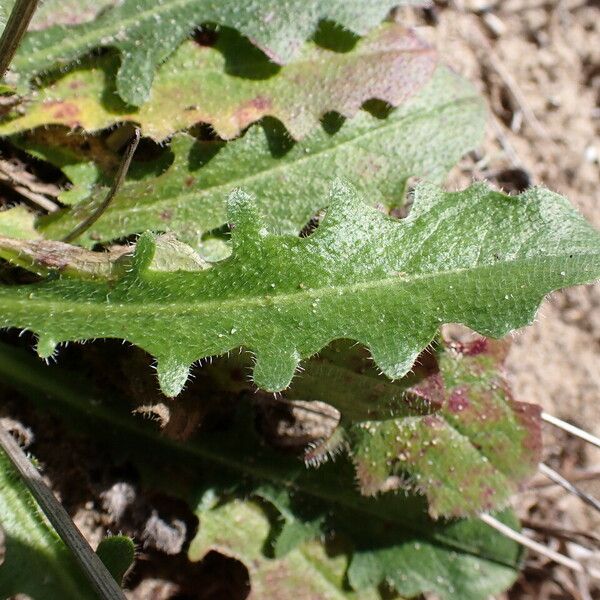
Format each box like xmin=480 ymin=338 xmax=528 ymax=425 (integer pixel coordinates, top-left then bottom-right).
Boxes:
xmin=0 ymin=341 xmax=521 ymax=600
xmin=283 ymin=338 xmax=541 ymax=517
xmin=7 ymin=0 xmax=424 ymax=106
xmin=2 ymin=24 xmax=436 ymax=141
xmin=190 ymin=498 xmax=380 ymax=600
xmin=37 ymin=65 xmax=485 ymax=247
xmin=1 ymin=179 xmax=600 ymax=397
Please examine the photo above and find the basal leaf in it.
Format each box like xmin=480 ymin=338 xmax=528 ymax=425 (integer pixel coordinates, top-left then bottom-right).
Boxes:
xmin=1 ymin=180 xmax=600 ymax=397
xmin=0 ymin=341 xmax=522 ymax=600
xmin=38 ymin=66 xmax=484 ymax=246
xmin=9 ymin=0 xmax=423 ymax=106
xmin=287 ymin=339 xmax=541 ymax=517
xmin=190 ymin=498 xmax=379 ymax=600
xmin=193 ymin=336 xmax=540 ymax=517
xmin=2 ymin=25 xmax=435 ymax=140
xmin=0 ymin=447 xmax=132 ymax=598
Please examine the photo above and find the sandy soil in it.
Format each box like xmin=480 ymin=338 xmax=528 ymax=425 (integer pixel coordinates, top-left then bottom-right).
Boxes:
xmin=408 ymin=2 xmax=600 ymax=597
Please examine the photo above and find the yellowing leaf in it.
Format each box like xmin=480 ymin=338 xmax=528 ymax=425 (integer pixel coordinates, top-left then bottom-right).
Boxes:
xmin=10 ymin=0 xmax=424 ymax=105
xmin=38 ymin=66 xmax=485 ymax=246
xmin=2 ymin=26 xmax=436 ymax=140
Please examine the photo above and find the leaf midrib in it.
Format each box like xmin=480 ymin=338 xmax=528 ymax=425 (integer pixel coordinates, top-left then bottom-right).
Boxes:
xmin=1 ymin=254 xmax=590 ymax=315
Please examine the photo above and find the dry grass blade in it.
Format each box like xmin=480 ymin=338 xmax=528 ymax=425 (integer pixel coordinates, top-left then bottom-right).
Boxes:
xmin=479 ymin=513 xmax=600 ymax=581
xmin=541 ymin=412 xmax=600 ymax=450
xmin=539 ymin=462 xmax=600 ymax=514
xmin=62 ymin=128 xmax=140 ymax=243
xmin=0 ymin=0 xmax=39 ymax=77
xmin=522 ymin=520 xmax=600 ymax=548
xmin=0 ymin=422 xmax=126 ymax=600
xmin=0 ymin=158 xmax=59 ymax=212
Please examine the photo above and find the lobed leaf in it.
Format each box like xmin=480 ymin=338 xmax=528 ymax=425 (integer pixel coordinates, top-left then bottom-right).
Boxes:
xmin=288 ymin=339 xmax=541 ymax=517
xmin=2 ymin=25 xmax=435 ymax=140
xmin=38 ymin=66 xmax=484 ymax=245
xmin=190 ymin=498 xmax=379 ymax=600
xmin=1 ymin=180 xmax=600 ymax=397
xmin=9 ymin=0 xmax=423 ymax=106
xmin=201 ymin=336 xmax=541 ymax=517
xmin=0 ymin=341 xmax=522 ymax=600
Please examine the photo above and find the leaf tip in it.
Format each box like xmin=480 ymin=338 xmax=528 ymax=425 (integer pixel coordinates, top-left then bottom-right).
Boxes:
xmin=156 ymin=356 xmax=190 ymax=397
xmin=252 ymin=346 xmax=301 ymax=392
xmin=36 ymin=335 xmax=57 ymax=359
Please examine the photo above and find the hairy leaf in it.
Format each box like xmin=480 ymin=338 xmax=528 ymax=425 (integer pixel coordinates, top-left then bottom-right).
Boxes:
xmin=0 ymin=447 xmax=132 ymax=598
xmin=191 ymin=498 xmax=379 ymax=600
xmin=287 ymin=339 xmax=541 ymax=517
xmin=0 ymin=341 xmax=522 ymax=600
xmin=3 ymin=25 xmax=435 ymax=140
xmin=197 ymin=336 xmax=540 ymax=516
xmin=9 ymin=0 xmax=423 ymax=106
xmin=1 ymin=180 xmax=600 ymax=396
xmin=38 ymin=66 xmax=484 ymax=245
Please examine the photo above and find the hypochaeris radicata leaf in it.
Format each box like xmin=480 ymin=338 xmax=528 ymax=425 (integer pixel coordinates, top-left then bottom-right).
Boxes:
xmin=1 ymin=180 xmax=599 ymax=397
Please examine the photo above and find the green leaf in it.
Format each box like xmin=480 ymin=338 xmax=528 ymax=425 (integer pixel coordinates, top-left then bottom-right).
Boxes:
xmin=0 ymin=446 xmax=130 ymax=598
xmin=287 ymin=338 xmax=541 ymax=517
xmin=38 ymin=66 xmax=485 ymax=245
xmin=1 ymin=180 xmax=599 ymax=396
xmin=10 ymin=0 xmax=423 ymax=106
xmin=0 ymin=341 xmax=521 ymax=600
xmin=0 ymin=206 xmax=40 ymax=239
xmin=3 ymin=25 xmax=436 ymax=140
xmin=95 ymin=535 xmax=135 ymax=585
xmin=190 ymin=498 xmax=379 ymax=600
